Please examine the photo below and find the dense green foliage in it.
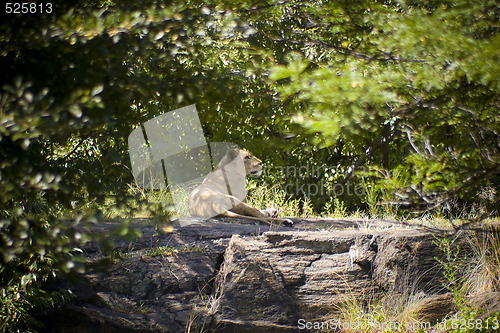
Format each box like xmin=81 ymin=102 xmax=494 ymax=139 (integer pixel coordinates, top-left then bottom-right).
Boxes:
xmin=0 ymin=0 xmax=498 ymax=331
xmin=268 ymin=0 xmax=500 ymax=213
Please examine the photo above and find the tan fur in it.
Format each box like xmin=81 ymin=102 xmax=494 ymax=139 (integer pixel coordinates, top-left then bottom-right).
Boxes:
xmin=188 ymin=148 xmax=293 ymax=226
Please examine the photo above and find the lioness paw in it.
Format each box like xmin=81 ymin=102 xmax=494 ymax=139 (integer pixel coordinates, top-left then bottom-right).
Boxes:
xmin=280 ymin=218 xmax=294 ymax=227
xmin=260 ymin=208 xmax=278 ymax=218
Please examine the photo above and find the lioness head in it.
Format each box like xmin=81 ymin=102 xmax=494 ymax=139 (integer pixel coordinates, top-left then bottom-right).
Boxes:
xmin=225 ymin=148 xmax=263 ymax=177
xmin=241 ymin=149 xmax=263 ymax=177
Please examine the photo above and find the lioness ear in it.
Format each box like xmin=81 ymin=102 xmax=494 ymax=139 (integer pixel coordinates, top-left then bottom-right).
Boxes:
xmin=226 ymin=148 xmax=240 ymax=161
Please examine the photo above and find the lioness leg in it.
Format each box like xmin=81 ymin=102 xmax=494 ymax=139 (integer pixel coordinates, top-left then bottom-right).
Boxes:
xmin=220 ymin=201 xmax=293 ymax=226
xmin=219 ymin=210 xmax=272 ymax=225
xmin=230 ymin=201 xmax=270 ymax=218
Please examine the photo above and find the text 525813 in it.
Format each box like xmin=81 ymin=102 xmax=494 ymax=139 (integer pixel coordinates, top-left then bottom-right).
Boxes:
xmin=5 ymin=3 xmax=53 ymax=14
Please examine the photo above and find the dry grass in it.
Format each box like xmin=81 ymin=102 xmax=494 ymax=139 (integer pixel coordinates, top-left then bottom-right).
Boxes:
xmin=461 ymin=226 xmax=500 ymax=295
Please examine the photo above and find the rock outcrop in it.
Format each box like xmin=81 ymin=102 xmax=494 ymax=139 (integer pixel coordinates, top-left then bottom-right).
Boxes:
xmin=37 ymin=218 xmax=494 ymax=332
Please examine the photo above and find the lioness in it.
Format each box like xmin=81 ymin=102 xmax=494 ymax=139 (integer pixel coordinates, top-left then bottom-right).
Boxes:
xmin=188 ymin=148 xmax=293 ymax=226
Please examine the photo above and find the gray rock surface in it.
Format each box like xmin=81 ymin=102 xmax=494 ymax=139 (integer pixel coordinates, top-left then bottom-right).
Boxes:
xmin=38 ymin=218 xmax=471 ymax=332
xmin=468 ymin=292 xmax=500 ymax=319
